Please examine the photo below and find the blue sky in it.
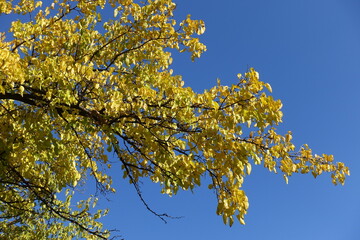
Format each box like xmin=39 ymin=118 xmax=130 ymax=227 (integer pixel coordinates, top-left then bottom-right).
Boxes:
xmin=1 ymin=0 xmax=359 ymax=239
xmin=98 ymin=1 xmax=360 ymax=239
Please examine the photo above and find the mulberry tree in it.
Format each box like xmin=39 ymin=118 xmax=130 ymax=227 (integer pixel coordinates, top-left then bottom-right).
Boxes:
xmin=0 ymin=0 xmax=349 ymax=238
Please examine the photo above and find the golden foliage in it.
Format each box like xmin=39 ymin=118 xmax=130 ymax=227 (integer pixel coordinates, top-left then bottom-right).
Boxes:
xmin=0 ymin=0 xmax=349 ymax=238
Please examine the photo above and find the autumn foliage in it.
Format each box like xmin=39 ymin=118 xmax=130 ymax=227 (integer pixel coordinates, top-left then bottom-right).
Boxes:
xmin=0 ymin=0 xmax=349 ymax=238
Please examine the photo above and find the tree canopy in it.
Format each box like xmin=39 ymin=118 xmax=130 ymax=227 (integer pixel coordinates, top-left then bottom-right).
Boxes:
xmin=0 ymin=0 xmax=349 ymax=239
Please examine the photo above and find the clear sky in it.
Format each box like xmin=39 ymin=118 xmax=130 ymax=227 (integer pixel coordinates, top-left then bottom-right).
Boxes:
xmin=1 ymin=1 xmax=360 ymax=239
xmin=97 ymin=1 xmax=360 ymax=239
